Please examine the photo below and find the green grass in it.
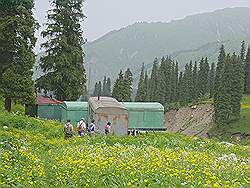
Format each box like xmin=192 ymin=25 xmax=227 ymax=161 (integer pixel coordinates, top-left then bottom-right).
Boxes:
xmin=0 ymin=97 xmax=25 ymax=114
xmin=229 ymin=109 xmax=250 ymax=133
xmin=241 ymin=95 xmax=250 ymax=109
xmin=0 ymin=111 xmax=249 ymax=187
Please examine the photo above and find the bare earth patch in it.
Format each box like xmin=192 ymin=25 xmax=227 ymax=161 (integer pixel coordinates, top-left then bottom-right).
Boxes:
xmin=165 ymin=104 xmax=214 ymax=137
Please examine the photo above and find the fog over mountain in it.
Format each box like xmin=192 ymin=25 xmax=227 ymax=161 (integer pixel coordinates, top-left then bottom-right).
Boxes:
xmin=84 ymin=7 xmax=250 ymax=87
xmin=33 ymin=1 xmax=250 ymax=89
xmin=34 ymin=0 xmax=250 ymax=52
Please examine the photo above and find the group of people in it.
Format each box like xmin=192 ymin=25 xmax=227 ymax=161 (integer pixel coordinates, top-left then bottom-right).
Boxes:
xmin=64 ymin=118 xmax=111 ymax=139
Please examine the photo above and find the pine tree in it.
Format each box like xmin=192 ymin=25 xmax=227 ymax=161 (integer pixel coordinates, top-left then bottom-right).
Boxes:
xmin=240 ymin=41 xmax=246 ymax=61
xmin=197 ymin=57 xmax=210 ymax=97
xmin=170 ymin=61 xmax=178 ymax=102
xmin=173 ymin=61 xmax=179 ymax=102
xmin=181 ymin=63 xmax=193 ymax=104
xmin=158 ymin=57 xmax=172 ymax=104
xmin=204 ymin=58 xmax=210 ymax=95
xmin=192 ymin=61 xmax=198 ymax=101
xmin=123 ymin=68 xmax=133 ymax=101
xmin=244 ymin=47 xmax=250 ymax=94
xmin=106 ymin=77 xmax=112 ymax=97
xmin=214 ymin=54 xmax=233 ymax=125
xmin=148 ymin=58 xmax=159 ymax=102
xmin=209 ymin=62 xmax=215 ymax=97
xmin=135 ymin=63 xmax=146 ymax=102
xmin=214 ymin=45 xmax=226 ymax=101
xmin=0 ymin=0 xmax=38 ymax=112
xmin=178 ymin=72 xmax=184 ymax=102
xmin=92 ymin=82 xmax=98 ymax=97
xmin=97 ymin=81 xmax=102 ymax=97
xmin=144 ymin=71 xmax=149 ymax=101
xmin=197 ymin=58 xmax=204 ymax=97
xmin=36 ymin=0 xmax=86 ymax=101
xmin=112 ymin=70 xmax=125 ymax=101
xmin=102 ymin=76 xmax=107 ymax=96
xmin=188 ymin=61 xmax=194 ymax=101
xmin=230 ymin=53 xmax=244 ymax=120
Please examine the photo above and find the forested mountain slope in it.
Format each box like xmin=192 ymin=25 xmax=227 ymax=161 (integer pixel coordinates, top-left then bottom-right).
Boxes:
xmin=84 ymin=7 xmax=250 ymax=86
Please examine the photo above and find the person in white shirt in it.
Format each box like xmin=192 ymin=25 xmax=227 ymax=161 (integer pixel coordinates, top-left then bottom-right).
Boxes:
xmin=77 ymin=118 xmax=86 ymax=136
xmin=88 ymin=119 xmax=96 ymax=136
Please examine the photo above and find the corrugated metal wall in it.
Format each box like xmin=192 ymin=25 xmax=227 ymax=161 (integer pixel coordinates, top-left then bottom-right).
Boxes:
xmin=61 ymin=102 xmax=88 ymax=126
xmin=122 ymin=103 xmax=165 ymax=130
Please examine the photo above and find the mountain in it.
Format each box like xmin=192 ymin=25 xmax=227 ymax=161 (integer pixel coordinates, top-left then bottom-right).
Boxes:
xmin=84 ymin=7 xmax=250 ymax=87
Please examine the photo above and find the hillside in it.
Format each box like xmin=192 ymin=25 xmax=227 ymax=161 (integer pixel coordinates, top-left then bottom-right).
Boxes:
xmin=165 ymin=104 xmax=213 ymax=138
xmin=165 ymin=96 xmax=250 ymax=145
xmin=0 ymin=110 xmax=249 ymax=187
xmin=84 ymin=7 xmax=250 ymax=86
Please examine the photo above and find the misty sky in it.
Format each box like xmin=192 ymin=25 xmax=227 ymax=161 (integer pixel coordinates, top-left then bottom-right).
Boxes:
xmin=34 ymin=0 xmax=250 ymax=52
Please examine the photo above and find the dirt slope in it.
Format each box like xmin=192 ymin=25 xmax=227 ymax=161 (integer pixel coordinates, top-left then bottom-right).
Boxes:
xmin=165 ymin=104 xmax=214 ymax=137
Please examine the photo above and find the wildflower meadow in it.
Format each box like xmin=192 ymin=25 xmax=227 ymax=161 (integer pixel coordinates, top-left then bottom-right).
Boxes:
xmin=0 ymin=112 xmax=249 ymax=187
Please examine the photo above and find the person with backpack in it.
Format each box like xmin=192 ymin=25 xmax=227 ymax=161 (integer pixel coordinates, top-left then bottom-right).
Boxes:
xmin=88 ymin=119 xmax=96 ymax=136
xmin=77 ymin=117 xmax=86 ymax=137
xmin=64 ymin=120 xmax=74 ymax=139
xmin=104 ymin=122 xmax=111 ymax=135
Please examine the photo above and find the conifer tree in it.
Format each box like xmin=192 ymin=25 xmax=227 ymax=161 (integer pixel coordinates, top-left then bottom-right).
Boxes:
xmin=214 ymin=54 xmax=233 ymax=125
xmin=93 ymin=82 xmax=98 ymax=97
xmin=198 ymin=57 xmax=210 ymax=97
xmin=112 ymin=70 xmax=125 ymax=101
xmin=170 ymin=61 xmax=178 ymax=102
xmin=158 ymin=57 xmax=172 ymax=104
xmin=181 ymin=63 xmax=193 ymax=104
xmin=135 ymin=63 xmax=146 ymax=102
xmin=123 ymin=68 xmax=133 ymax=101
xmin=178 ymin=72 xmax=185 ymax=102
xmin=197 ymin=58 xmax=204 ymax=97
xmin=106 ymin=77 xmax=112 ymax=97
xmin=240 ymin=41 xmax=246 ymax=61
xmin=192 ymin=61 xmax=198 ymax=100
xmin=0 ymin=0 xmax=38 ymax=111
xmin=148 ymin=58 xmax=159 ymax=102
xmin=102 ymin=76 xmax=107 ymax=96
xmin=174 ymin=61 xmax=179 ymax=101
xmin=188 ymin=61 xmax=194 ymax=101
xmin=37 ymin=0 xmax=86 ymax=101
xmin=97 ymin=81 xmax=102 ymax=96
xmin=144 ymin=71 xmax=149 ymax=101
xmin=230 ymin=53 xmax=244 ymax=120
xmin=244 ymin=47 xmax=250 ymax=94
xmin=214 ymin=45 xmax=226 ymax=101
xmin=209 ymin=62 xmax=215 ymax=97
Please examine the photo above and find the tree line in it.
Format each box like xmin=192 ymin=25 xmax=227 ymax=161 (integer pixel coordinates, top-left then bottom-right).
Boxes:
xmin=214 ymin=42 xmax=249 ymax=125
xmin=135 ymin=56 xmax=215 ymax=106
xmin=108 ymin=42 xmax=250 ymax=126
xmin=92 ymin=77 xmax=112 ymax=97
xmin=92 ymin=68 xmax=133 ymax=102
xmin=0 ymin=0 xmax=86 ymax=111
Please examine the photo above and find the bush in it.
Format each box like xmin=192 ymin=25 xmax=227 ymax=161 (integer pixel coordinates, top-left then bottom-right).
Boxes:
xmin=164 ymin=102 xmax=181 ymax=112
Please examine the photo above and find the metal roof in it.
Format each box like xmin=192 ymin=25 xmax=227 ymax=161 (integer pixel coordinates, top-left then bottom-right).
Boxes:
xmin=122 ymin=102 xmax=164 ymax=111
xmin=89 ymin=97 xmax=126 ymax=111
xmin=62 ymin=101 xmax=88 ymax=111
xmin=36 ymin=96 xmax=63 ymax=105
